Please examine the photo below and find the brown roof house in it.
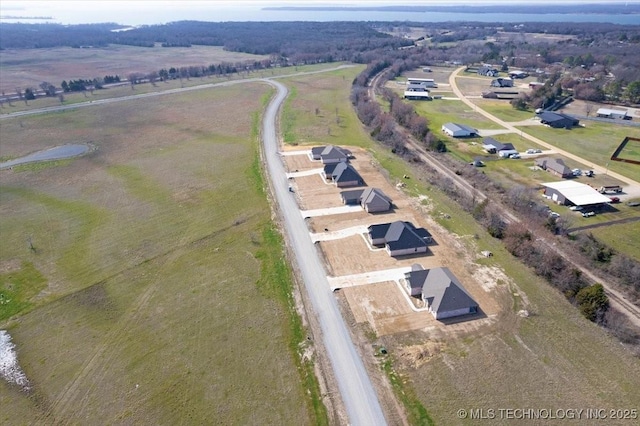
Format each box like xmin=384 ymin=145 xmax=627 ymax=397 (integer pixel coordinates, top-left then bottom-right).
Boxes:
xmin=535 ymin=157 xmax=572 ymax=178
xmin=404 ymin=265 xmax=479 ymax=320
xmin=340 ymin=188 xmax=392 ymax=212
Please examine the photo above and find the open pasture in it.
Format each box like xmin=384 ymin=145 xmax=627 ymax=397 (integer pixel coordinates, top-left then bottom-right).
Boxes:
xmin=518 ymin=121 xmax=640 ymax=183
xmin=0 ymin=44 xmax=268 ymax=94
xmin=281 ymin=65 xmax=368 ymax=146
xmin=0 ymin=83 xmax=317 ymax=424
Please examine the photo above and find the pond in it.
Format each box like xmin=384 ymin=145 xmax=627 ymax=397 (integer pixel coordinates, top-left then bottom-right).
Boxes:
xmin=0 ymin=144 xmax=90 ymax=170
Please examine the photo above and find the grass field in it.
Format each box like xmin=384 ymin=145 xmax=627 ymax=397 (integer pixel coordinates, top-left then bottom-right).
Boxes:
xmin=0 ymin=82 xmax=322 ymax=424
xmin=380 ymin=173 xmax=640 ymax=425
xmin=518 ymin=122 xmax=640 ymax=183
xmin=281 ymin=65 xmax=370 ymax=147
xmin=474 ymin=99 xmax=535 ymax=122
xmin=0 ymin=44 xmax=269 ymax=94
xmin=412 ymin=98 xmax=504 ymax=134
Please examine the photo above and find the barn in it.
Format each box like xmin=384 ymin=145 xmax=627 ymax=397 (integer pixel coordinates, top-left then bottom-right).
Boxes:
xmin=442 ymin=123 xmax=477 ymax=138
xmin=542 ymin=181 xmax=612 ymax=206
xmin=538 ymin=112 xmax=579 ymax=129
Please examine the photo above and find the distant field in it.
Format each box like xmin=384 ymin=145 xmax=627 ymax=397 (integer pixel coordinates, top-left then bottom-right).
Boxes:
xmin=0 ymin=44 xmax=268 ymax=93
xmin=474 ymin=99 xmax=535 ymax=122
xmin=281 ymin=65 xmax=369 ymax=146
xmin=0 ymin=83 xmax=318 ymax=424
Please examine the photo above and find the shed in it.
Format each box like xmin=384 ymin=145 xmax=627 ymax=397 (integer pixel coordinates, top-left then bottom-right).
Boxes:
xmin=541 ymin=181 xmax=612 ymax=206
xmin=498 ymin=149 xmax=519 ymax=158
xmin=442 ymin=122 xmax=477 ymax=138
xmin=596 ymin=108 xmax=629 ymax=120
xmin=405 ymin=266 xmax=479 ymax=319
xmin=404 ymin=90 xmax=432 ymax=100
xmin=509 ymin=70 xmax=529 ymax=79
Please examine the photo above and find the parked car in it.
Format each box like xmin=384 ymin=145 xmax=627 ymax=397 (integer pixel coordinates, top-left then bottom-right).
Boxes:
xmin=569 ymin=205 xmax=583 ymax=211
xmin=534 ymin=149 xmax=542 ymax=153
xmin=509 ymin=153 xmax=521 ymax=159
xmin=582 ymin=211 xmax=595 ymax=217
xmin=609 ymin=197 xmax=620 ymax=203
xmin=585 ymin=170 xmax=594 ymax=177
xmin=526 ymin=149 xmax=535 ymax=154
xmin=572 ymin=168 xmax=582 ymax=176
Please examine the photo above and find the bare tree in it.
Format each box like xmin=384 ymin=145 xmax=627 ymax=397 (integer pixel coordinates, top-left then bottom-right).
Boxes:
xmin=585 ymin=102 xmax=594 ymax=117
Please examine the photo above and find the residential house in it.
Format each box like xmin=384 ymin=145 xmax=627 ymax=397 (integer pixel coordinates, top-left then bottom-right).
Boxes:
xmin=368 ymin=221 xmax=432 ymax=257
xmin=404 ymin=265 xmax=479 ymax=319
xmin=535 ymin=157 xmax=572 ymax=178
xmin=324 ymin=162 xmax=364 ymax=188
xmin=340 ymin=188 xmax=393 ymax=212
xmin=311 ymin=145 xmax=350 ymax=164
xmin=537 ymin=112 xmax=579 ymax=129
xmin=478 ymin=65 xmax=499 ymax=77
xmin=490 ymin=77 xmax=513 ymax=88
xmin=442 ymin=122 xmax=477 ymax=138
xmin=482 ymin=137 xmax=514 ymax=154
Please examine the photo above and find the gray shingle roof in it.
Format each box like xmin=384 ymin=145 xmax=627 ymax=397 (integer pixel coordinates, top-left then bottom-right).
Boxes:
xmin=368 ymin=221 xmax=431 ymax=251
xmin=418 ymin=267 xmax=478 ymax=315
xmin=332 ymin=162 xmax=363 ymax=184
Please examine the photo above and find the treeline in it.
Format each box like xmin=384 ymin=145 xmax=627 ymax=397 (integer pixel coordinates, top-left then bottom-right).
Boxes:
xmin=350 ymin=60 xmax=446 ymax=155
xmin=0 ymin=21 xmax=413 ymax=65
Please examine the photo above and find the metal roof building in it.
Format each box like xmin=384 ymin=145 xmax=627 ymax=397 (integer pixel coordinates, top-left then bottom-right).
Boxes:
xmin=542 ymin=181 xmax=612 ymax=206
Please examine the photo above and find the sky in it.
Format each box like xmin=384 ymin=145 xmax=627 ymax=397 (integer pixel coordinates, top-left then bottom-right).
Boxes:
xmin=1 ymin=1 xmax=639 ymax=26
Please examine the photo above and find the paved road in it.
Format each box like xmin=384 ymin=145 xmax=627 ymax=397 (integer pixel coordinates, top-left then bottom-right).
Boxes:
xmin=261 ymin=80 xmax=387 ymax=426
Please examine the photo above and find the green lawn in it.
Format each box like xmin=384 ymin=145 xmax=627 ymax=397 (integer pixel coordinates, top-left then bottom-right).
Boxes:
xmin=413 ymin=98 xmax=504 ymax=135
xmin=519 ymin=122 xmax=640 ymax=183
xmin=475 ymin=99 xmax=535 ymax=122
xmin=0 ymin=82 xmax=322 ymax=424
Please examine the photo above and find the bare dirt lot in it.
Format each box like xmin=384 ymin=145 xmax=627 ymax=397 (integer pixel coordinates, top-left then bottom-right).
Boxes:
xmin=282 ymin=146 xmax=502 ymax=337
